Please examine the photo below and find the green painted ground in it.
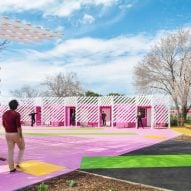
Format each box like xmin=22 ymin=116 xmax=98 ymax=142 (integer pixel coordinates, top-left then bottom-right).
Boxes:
xmin=0 ymin=132 xmax=138 ymax=136
xmin=80 ymin=155 xmax=191 ymax=169
xmin=0 ymin=127 xmax=103 ymax=131
xmin=21 ymin=132 xmax=137 ymax=136
xmin=64 ymin=128 xmax=104 ymax=130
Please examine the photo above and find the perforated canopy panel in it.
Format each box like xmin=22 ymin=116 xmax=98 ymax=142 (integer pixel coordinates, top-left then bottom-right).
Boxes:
xmin=0 ymin=17 xmax=62 ymax=43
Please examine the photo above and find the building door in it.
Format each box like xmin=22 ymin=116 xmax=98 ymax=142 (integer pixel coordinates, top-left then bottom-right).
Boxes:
xmin=100 ymin=106 xmax=112 ymax=127
xmin=35 ymin=106 xmax=41 ymax=126
xmin=66 ymin=107 xmax=76 ymax=126
xmin=137 ymin=106 xmax=151 ymax=127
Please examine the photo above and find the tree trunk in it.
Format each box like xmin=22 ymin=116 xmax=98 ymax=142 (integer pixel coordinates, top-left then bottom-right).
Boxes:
xmin=175 ymin=102 xmax=182 ymax=126
xmin=182 ymin=105 xmax=188 ymax=126
xmin=177 ymin=105 xmax=188 ymax=127
xmin=177 ymin=112 xmax=182 ymax=126
xmin=176 ymin=107 xmax=181 ymax=126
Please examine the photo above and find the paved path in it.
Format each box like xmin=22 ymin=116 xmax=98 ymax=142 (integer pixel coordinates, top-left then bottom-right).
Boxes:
xmin=0 ymin=127 xmax=180 ymax=191
xmin=172 ymin=127 xmax=191 ymax=136
xmin=84 ymin=138 xmax=191 ymax=191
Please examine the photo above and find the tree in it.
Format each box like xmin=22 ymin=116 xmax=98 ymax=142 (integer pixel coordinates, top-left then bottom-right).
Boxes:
xmin=107 ymin=93 xmax=124 ymax=96
xmin=10 ymin=85 xmax=40 ymax=98
xmin=85 ymin=90 xmax=101 ymax=97
xmin=42 ymin=72 xmax=84 ymax=97
xmin=134 ymin=29 xmax=191 ymax=126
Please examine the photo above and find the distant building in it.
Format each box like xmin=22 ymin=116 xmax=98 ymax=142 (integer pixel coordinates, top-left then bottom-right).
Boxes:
xmin=0 ymin=95 xmax=170 ymax=128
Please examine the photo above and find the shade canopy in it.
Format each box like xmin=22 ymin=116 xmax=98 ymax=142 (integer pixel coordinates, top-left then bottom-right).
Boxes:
xmin=0 ymin=16 xmax=62 ymax=43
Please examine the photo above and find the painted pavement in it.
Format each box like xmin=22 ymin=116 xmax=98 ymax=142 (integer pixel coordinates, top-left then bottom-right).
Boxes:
xmin=0 ymin=127 xmax=180 ymax=191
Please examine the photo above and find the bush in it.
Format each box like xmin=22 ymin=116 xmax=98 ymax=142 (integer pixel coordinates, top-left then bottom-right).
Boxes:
xmin=37 ymin=183 xmax=48 ymax=191
xmin=185 ymin=119 xmax=191 ymax=124
xmin=170 ymin=115 xmax=178 ymax=126
xmin=66 ymin=180 xmax=77 ymax=188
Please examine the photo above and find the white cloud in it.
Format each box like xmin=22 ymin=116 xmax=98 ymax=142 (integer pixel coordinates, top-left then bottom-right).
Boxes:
xmin=81 ymin=14 xmax=95 ymax=24
xmin=46 ymin=1 xmax=81 ymax=17
xmin=0 ymin=0 xmax=54 ymax=13
xmin=119 ymin=3 xmax=133 ymax=10
xmin=47 ymin=0 xmax=116 ymax=17
xmin=2 ymin=27 xmax=183 ymax=96
xmin=0 ymin=59 xmax=63 ymax=96
xmin=0 ymin=32 xmax=154 ymax=96
xmin=34 ymin=34 xmax=151 ymax=61
xmin=75 ymin=56 xmax=141 ymax=94
xmin=0 ymin=0 xmax=115 ymax=17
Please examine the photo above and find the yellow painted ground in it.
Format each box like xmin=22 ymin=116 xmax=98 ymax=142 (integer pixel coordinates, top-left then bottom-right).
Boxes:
xmin=144 ymin=135 xmax=166 ymax=140
xmin=18 ymin=160 xmax=65 ymax=176
xmin=172 ymin=128 xmax=191 ymax=136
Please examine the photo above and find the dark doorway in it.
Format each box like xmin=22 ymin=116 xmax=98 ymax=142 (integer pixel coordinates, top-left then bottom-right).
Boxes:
xmin=137 ymin=106 xmax=151 ymax=127
xmin=66 ymin=107 xmax=76 ymax=126
xmin=100 ymin=106 xmax=112 ymax=127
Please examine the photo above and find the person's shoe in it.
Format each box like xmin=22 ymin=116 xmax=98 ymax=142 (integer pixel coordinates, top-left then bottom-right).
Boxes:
xmin=16 ymin=164 xmax=23 ymax=171
xmin=16 ymin=164 xmax=21 ymax=168
xmin=10 ymin=168 xmax=16 ymax=173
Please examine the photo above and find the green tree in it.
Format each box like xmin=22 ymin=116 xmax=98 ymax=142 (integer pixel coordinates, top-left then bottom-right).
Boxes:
xmin=85 ymin=90 xmax=101 ymax=96
xmin=107 ymin=93 xmax=123 ymax=96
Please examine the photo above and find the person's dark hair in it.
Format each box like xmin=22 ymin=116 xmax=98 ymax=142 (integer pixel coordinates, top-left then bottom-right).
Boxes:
xmin=9 ymin=99 xmax=19 ymax=110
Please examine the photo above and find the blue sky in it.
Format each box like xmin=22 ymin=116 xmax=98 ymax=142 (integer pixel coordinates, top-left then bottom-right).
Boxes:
xmin=0 ymin=0 xmax=191 ymax=96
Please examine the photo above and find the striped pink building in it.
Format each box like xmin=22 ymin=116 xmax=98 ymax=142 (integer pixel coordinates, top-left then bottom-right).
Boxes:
xmin=0 ymin=95 xmax=170 ymax=128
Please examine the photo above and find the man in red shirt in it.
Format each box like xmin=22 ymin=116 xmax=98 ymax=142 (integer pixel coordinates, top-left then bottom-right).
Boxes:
xmin=2 ymin=99 xmax=25 ymax=173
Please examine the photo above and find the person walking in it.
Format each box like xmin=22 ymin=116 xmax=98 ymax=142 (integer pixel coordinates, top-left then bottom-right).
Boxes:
xmin=2 ymin=100 xmax=25 ymax=173
xmin=137 ymin=111 xmax=144 ymax=128
xmin=70 ymin=112 xmax=75 ymax=126
xmin=101 ymin=111 xmax=107 ymax=126
xmin=29 ymin=110 xmax=37 ymax=127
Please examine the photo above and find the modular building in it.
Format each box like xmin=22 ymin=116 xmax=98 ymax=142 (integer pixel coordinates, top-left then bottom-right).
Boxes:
xmin=0 ymin=95 xmax=170 ymax=128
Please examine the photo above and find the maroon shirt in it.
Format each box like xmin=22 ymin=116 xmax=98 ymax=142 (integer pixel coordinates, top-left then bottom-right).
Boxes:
xmin=2 ymin=110 xmax=21 ymax=133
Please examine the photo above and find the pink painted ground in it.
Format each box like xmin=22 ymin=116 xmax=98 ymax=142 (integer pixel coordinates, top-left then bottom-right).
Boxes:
xmin=0 ymin=127 xmax=180 ymax=191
